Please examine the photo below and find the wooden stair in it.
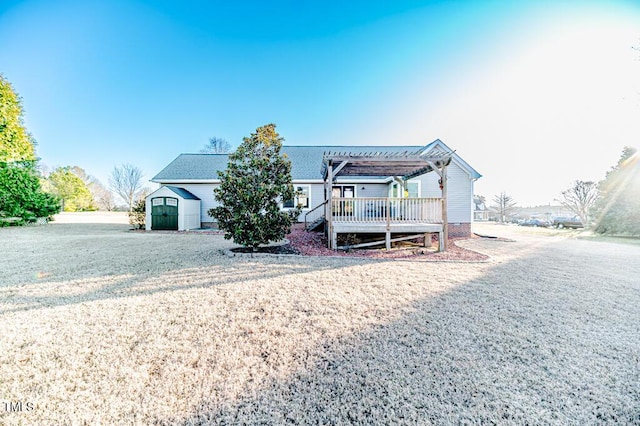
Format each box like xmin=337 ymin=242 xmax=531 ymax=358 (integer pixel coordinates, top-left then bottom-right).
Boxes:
xmin=305 ymin=216 xmax=325 ymax=232
xmin=304 ymin=200 xmax=328 ymax=232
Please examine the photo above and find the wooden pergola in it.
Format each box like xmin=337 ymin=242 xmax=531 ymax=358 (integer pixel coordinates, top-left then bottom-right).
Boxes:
xmin=322 ymin=149 xmax=453 ymax=251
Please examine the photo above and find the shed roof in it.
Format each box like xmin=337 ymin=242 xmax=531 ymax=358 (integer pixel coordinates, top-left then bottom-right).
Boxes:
xmin=164 ymin=186 xmax=201 ymax=200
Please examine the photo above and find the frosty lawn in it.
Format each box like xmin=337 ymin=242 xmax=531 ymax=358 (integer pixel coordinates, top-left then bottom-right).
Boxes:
xmin=1 ymin=219 xmax=638 ymax=424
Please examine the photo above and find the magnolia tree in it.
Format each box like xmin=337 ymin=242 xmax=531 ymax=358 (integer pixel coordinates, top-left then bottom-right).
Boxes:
xmin=209 ymin=124 xmax=299 ymax=250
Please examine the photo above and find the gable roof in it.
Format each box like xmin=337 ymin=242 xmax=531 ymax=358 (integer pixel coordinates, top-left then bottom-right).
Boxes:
xmin=151 ymin=141 xmax=481 ymax=182
xmin=153 ymin=154 xmax=229 ymax=181
xmin=419 ymin=139 xmax=482 ymax=179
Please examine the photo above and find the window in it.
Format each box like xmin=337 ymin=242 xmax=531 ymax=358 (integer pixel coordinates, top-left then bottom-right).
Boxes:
xmin=406 ymin=182 xmax=419 ymax=198
xmin=390 ymin=181 xmax=420 ymax=198
xmin=296 ymin=185 xmax=309 ymax=208
xmin=283 ymin=185 xmax=310 ymax=209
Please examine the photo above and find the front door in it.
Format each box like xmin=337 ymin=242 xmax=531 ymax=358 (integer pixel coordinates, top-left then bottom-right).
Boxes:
xmin=332 ymin=185 xmax=355 ymax=216
xmin=151 ymin=197 xmax=179 ymax=230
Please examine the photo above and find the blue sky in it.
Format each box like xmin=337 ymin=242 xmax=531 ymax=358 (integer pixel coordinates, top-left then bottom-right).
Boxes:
xmin=1 ymin=0 xmax=639 ymax=206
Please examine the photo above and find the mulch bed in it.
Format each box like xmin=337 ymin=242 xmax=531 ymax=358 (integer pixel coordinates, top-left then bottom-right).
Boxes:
xmin=231 ymin=245 xmax=300 ymax=255
xmin=147 ymin=225 xmax=488 ymax=261
xmin=278 ymin=224 xmax=489 ymax=261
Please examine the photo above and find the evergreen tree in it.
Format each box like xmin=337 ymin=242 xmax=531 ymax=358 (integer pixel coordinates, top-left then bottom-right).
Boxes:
xmin=592 ymin=147 xmax=640 ymax=235
xmin=128 ymin=198 xmax=146 ymax=229
xmin=209 ymin=124 xmax=299 ymax=250
xmin=0 ymin=161 xmax=59 ymax=224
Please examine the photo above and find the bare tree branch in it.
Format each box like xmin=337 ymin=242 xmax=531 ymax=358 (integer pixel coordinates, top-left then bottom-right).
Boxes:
xmin=109 ymin=164 xmax=144 ymax=211
xmin=90 ymin=180 xmax=116 ymax=211
xmin=491 ymin=192 xmax=517 ymax=223
xmin=558 ymin=180 xmax=598 ymax=227
xmin=200 ymin=137 xmax=231 ymax=154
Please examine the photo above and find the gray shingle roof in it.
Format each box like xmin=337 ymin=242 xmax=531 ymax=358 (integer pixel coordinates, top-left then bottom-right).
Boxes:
xmin=165 ymin=186 xmax=201 ymax=200
xmin=153 ymin=154 xmax=229 ymax=181
xmin=151 ymin=142 xmax=483 ymax=181
xmin=152 ymin=146 xmax=423 ymax=182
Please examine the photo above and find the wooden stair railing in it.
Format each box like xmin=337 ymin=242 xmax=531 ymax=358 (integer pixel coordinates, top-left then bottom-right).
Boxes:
xmin=304 ymin=200 xmax=328 ymax=231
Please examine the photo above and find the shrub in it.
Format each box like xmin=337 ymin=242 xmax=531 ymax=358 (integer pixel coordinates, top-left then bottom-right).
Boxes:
xmin=0 ymin=161 xmax=60 ymax=225
xmin=128 ymin=198 xmax=146 ymax=230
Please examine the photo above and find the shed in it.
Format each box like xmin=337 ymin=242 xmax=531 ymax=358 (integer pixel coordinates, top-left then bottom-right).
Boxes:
xmin=145 ymin=186 xmax=201 ymax=231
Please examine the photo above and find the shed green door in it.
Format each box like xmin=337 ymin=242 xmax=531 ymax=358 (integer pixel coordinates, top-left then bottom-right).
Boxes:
xmin=151 ymin=197 xmax=178 ymax=230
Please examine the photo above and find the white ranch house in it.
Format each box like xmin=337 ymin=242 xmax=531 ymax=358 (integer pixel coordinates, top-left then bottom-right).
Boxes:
xmin=146 ymin=139 xmax=481 ymax=249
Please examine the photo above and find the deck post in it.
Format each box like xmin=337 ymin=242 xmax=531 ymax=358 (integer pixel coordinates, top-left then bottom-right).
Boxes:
xmin=386 ymin=197 xmax=391 ymax=229
xmin=326 ymin=161 xmax=333 ymax=249
xmin=441 ymin=162 xmax=448 ymax=251
xmin=386 ymin=197 xmax=391 ymax=250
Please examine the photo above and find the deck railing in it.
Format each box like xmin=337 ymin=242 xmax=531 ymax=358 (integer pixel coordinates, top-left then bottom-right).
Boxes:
xmin=331 ymin=197 xmax=442 ymax=224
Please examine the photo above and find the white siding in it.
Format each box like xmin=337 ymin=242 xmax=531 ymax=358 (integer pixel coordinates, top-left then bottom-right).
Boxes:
xmin=307 ymin=183 xmax=325 ymax=211
xmin=356 ymin=183 xmax=389 ymax=198
xmin=174 ymin=183 xmax=219 ymax=222
xmin=182 ymin=199 xmax=201 ymax=230
xmin=445 ymin=163 xmax=474 ymax=223
xmin=411 ymin=160 xmax=474 ymax=223
xmin=176 ymin=182 xmax=329 ymax=224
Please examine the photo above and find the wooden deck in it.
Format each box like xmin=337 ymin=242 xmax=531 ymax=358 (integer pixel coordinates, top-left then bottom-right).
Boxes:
xmin=328 ymin=197 xmax=445 ymax=250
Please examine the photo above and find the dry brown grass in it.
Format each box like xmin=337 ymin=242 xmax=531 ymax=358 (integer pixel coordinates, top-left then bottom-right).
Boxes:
xmin=1 ymin=218 xmax=639 ymax=424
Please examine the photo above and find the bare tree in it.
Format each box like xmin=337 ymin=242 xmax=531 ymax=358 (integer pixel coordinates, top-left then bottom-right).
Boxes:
xmin=491 ymin=192 xmax=518 ymax=223
xmin=558 ymin=180 xmax=598 ymax=227
xmin=109 ymin=164 xmax=144 ymax=211
xmin=90 ymin=180 xmax=116 ymax=211
xmin=200 ymin=137 xmax=231 ymax=154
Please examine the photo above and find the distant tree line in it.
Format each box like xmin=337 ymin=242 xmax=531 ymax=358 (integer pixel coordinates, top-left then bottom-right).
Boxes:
xmin=487 ymin=146 xmax=639 ymax=235
xmin=0 ymin=74 xmax=150 ymax=225
xmin=552 ymin=147 xmax=638 ymax=235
